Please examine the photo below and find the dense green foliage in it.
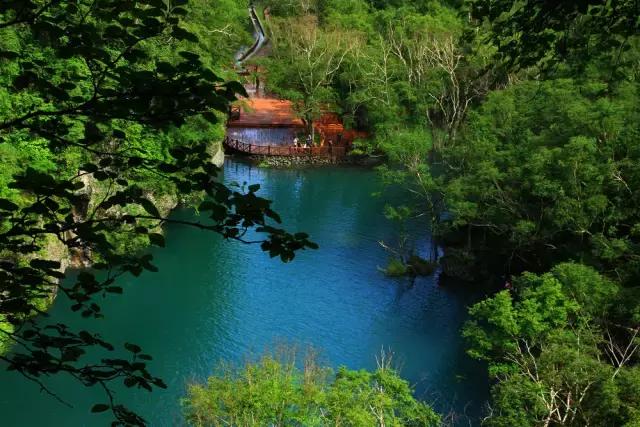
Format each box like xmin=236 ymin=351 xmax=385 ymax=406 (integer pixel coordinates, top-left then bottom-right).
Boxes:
xmin=467 ymin=0 xmax=640 ymax=72
xmin=455 ymin=2 xmax=640 ymax=426
xmin=183 ymin=349 xmax=440 ymax=426
xmin=0 ymin=1 xmax=316 ymax=424
xmin=442 ymin=76 xmax=640 ymax=280
xmin=2 ymin=0 xmax=639 ymax=424
xmin=454 ymin=2 xmax=640 ymax=424
xmin=257 ymin=0 xmax=640 ymax=425
xmin=464 ymin=263 xmax=640 ymax=426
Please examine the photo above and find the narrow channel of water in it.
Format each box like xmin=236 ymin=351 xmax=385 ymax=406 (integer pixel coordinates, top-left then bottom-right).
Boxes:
xmin=0 ymin=160 xmax=487 ymax=426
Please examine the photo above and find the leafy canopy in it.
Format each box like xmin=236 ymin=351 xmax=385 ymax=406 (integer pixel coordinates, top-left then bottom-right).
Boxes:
xmin=0 ymin=1 xmax=315 ymax=424
xmin=183 ymin=348 xmax=441 ymax=426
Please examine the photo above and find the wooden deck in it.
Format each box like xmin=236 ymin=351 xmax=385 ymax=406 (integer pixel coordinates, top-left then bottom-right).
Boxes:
xmin=224 ymin=137 xmax=347 ymax=159
xmin=227 ymin=98 xmax=305 ymax=128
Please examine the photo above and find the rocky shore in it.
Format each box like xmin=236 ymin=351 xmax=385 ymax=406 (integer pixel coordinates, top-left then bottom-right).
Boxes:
xmin=240 ymin=153 xmax=385 ymax=168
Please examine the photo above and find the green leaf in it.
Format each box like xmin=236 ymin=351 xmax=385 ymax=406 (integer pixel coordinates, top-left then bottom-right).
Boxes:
xmin=0 ymin=198 xmax=19 ymax=211
xmin=124 ymin=377 xmax=137 ymax=388
xmin=140 ymin=199 xmax=160 ymax=217
xmin=225 ymin=80 xmax=248 ymax=98
xmin=128 ymin=157 xmax=144 ymax=167
xmin=94 ymin=171 xmax=110 ymax=181
xmin=30 ymin=259 xmax=61 ymax=270
xmin=178 ymin=51 xmax=200 ymax=62
xmin=148 ymin=233 xmax=165 ymax=247
xmin=125 ymin=343 xmax=141 ymax=353
xmin=202 ymin=112 xmax=218 ymax=123
xmin=172 ymin=26 xmax=198 ymax=42
xmin=91 ymin=404 xmax=110 ymax=413
xmin=113 ymin=129 xmax=126 ymax=139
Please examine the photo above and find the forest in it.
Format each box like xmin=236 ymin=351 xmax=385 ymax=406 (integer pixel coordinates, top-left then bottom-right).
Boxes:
xmin=0 ymin=0 xmax=639 ymax=426
xmin=256 ymin=1 xmax=640 ymax=422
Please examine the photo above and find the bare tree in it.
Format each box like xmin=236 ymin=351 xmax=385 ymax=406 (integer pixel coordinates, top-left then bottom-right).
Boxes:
xmin=386 ymin=18 xmax=492 ymax=149
xmin=268 ymin=15 xmax=358 ymax=141
xmin=346 ymin=35 xmax=396 ymax=116
xmin=604 ymin=325 xmax=639 ymax=378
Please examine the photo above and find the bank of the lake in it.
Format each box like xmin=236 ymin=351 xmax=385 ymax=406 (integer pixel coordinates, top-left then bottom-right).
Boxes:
xmin=0 ymin=160 xmax=488 ymax=426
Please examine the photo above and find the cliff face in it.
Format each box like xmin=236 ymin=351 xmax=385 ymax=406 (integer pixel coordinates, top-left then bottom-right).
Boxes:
xmin=50 ymin=138 xmax=226 ymax=276
xmin=3 ymin=136 xmax=222 ymax=354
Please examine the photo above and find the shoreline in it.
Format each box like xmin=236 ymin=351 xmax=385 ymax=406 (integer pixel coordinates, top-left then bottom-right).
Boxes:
xmin=227 ymin=153 xmax=386 ymax=169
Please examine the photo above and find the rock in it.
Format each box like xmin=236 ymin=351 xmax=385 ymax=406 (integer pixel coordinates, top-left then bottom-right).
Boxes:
xmin=210 ymin=140 xmax=225 ymax=167
xmin=231 ymin=153 xmax=366 ymax=169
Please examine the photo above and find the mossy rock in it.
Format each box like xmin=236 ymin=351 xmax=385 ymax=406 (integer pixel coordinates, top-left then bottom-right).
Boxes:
xmin=383 ymin=258 xmax=409 ymax=277
xmin=383 ymin=256 xmax=437 ymax=277
xmin=257 ymin=160 xmax=271 ymax=168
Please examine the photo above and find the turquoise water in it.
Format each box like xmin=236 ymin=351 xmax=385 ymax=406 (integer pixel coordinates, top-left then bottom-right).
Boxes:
xmin=0 ymin=160 xmax=487 ymax=426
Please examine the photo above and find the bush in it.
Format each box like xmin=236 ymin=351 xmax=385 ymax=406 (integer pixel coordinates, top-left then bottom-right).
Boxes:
xmin=183 ymin=348 xmax=440 ymax=426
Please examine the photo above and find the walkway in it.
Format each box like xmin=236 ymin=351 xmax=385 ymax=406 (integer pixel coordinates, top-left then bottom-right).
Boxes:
xmin=235 ymin=6 xmax=267 ymax=65
xmin=224 ymin=6 xmax=366 ymax=161
xmin=224 ymin=136 xmax=346 ymax=159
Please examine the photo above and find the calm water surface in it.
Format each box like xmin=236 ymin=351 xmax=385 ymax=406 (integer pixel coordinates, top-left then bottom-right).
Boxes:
xmin=0 ymin=160 xmax=487 ymax=426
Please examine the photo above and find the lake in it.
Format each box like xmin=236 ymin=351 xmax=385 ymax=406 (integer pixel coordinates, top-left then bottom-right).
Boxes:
xmin=0 ymin=160 xmax=487 ymax=426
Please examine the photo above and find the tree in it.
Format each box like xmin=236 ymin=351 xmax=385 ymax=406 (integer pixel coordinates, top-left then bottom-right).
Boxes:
xmin=451 ymin=3 xmax=640 ymax=424
xmin=0 ymin=1 xmax=315 ymax=424
xmin=464 ymin=263 xmax=640 ymax=426
xmin=468 ymin=0 xmax=640 ymax=74
xmin=439 ymin=76 xmax=640 ymax=282
xmin=183 ymin=347 xmax=441 ymax=426
xmin=340 ymin=4 xmax=495 ymax=147
xmin=259 ymin=0 xmax=321 ymax=17
xmin=376 ymin=128 xmax=444 ymax=264
xmin=264 ymin=14 xmax=357 ymax=142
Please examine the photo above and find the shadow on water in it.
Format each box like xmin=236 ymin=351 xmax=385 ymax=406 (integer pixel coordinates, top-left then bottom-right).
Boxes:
xmin=0 ymin=159 xmax=488 ymax=426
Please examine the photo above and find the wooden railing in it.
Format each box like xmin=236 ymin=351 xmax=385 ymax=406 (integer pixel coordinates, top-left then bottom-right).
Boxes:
xmin=224 ymin=137 xmax=347 ymax=159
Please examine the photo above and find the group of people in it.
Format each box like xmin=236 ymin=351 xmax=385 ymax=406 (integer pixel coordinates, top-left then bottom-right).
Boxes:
xmin=293 ymin=134 xmax=312 ymax=148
